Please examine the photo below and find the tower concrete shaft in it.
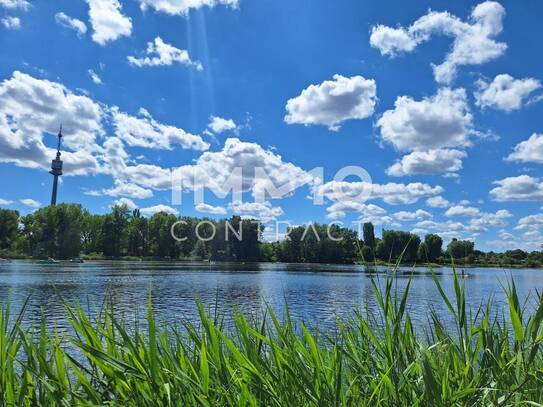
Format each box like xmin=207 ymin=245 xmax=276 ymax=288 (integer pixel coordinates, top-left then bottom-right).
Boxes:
xmin=49 ymin=127 xmax=63 ymax=206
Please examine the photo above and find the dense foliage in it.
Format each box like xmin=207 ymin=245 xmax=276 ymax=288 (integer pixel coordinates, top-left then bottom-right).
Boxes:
xmin=1 ymin=273 xmax=543 ymax=405
xmin=0 ymin=205 xmax=542 ymax=266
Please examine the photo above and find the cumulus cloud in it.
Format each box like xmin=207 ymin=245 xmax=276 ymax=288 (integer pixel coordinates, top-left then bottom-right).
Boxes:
xmin=87 ymin=0 xmax=132 ymax=45
xmin=99 ymin=136 xmax=314 ymax=204
xmin=195 ymin=203 xmax=228 ymax=215
xmin=490 ymin=175 xmax=543 ymax=201
xmin=416 ymin=209 xmax=510 ymax=239
xmin=284 ymin=74 xmax=377 ymax=131
xmin=20 ymin=198 xmax=41 ymax=208
xmin=393 ymin=209 xmax=432 ymax=221
xmin=490 ymin=214 xmax=543 ymax=251
xmin=229 ymin=201 xmax=283 ymax=222
xmin=387 ymin=149 xmax=466 ymax=177
xmin=474 ymin=74 xmax=541 ymax=112
xmin=506 ymin=133 xmax=543 ymax=164
xmin=316 ymin=180 xmax=443 ymax=206
xmin=86 ymin=181 xmax=154 ymax=199
xmin=112 ymin=107 xmax=209 ymax=151
xmin=128 ymin=37 xmax=202 ymax=71
xmin=426 ymin=196 xmax=450 ymax=208
xmin=140 ymin=204 xmax=179 ymax=216
xmin=0 ymin=71 xmax=103 ymax=175
xmin=55 ymin=12 xmax=87 ymax=37
xmin=1 ymin=16 xmax=20 ymax=29
xmin=0 ymin=198 xmax=13 ymax=205
xmin=0 ymin=0 xmax=29 ymax=9
xmin=112 ymin=197 xmax=138 ymax=210
xmin=377 ymin=88 xmax=473 ymax=152
xmin=445 ymin=205 xmax=481 ymax=217
xmin=207 ymin=116 xmax=237 ymax=134
xmin=88 ymin=69 xmax=102 ymax=84
xmin=326 ymin=201 xmax=386 ymax=221
xmin=370 ymin=1 xmax=507 ymax=84
xmin=171 ymin=138 xmax=314 ymax=200
xmin=138 ymin=0 xmax=238 ymax=15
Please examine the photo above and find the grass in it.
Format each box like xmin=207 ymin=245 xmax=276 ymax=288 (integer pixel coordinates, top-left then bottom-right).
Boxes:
xmin=1 ymin=271 xmax=543 ymax=406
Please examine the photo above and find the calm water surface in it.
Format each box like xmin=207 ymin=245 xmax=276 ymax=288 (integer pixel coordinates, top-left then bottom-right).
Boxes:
xmin=0 ymin=260 xmax=541 ymax=333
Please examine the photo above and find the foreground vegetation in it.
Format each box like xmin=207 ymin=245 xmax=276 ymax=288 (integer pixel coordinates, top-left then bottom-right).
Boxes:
xmin=1 ymin=203 xmax=542 ymax=267
xmin=2 ymin=272 xmax=543 ymax=405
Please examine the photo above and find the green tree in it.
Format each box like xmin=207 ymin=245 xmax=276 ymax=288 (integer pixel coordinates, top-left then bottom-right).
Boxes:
xmin=101 ymin=204 xmax=130 ymax=257
xmin=0 ymin=209 xmax=19 ymax=249
xmin=148 ymin=212 xmax=181 ymax=258
xmin=379 ymin=230 xmax=420 ymax=262
xmin=447 ymin=238 xmax=475 ymax=260
xmin=361 ymin=245 xmax=374 ymax=262
xmin=19 ymin=204 xmax=84 ymax=259
xmin=127 ymin=209 xmax=148 ymax=257
xmin=423 ymin=233 xmax=443 ymax=262
xmin=363 ymin=222 xmax=375 ymax=249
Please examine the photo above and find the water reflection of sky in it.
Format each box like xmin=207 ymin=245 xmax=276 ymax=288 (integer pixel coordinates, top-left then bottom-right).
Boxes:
xmin=0 ymin=260 xmax=540 ymax=334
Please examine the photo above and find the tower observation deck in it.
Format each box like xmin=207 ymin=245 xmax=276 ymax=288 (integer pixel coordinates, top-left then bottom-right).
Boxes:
xmin=49 ymin=126 xmax=63 ymax=206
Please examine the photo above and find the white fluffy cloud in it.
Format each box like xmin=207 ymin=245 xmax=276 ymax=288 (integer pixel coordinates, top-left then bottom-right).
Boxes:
xmin=326 ymin=201 xmax=386 ymax=221
xmin=20 ymin=198 xmax=41 ymax=208
xmin=128 ymin=37 xmax=202 ymax=71
xmin=140 ymin=204 xmax=179 ymax=216
xmin=426 ymin=196 xmax=450 ymax=208
xmin=207 ymin=116 xmax=237 ymax=134
xmin=393 ymin=209 xmax=432 ymax=221
xmin=112 ymin=197 xmax=138 ymax=210
xmin=0 ymin=0 xmax=29 ymax=9
xmin=0 ymin=198 xmax=13 ymax=205
xmin=490 ymin=175 xmax=543 ymax=201
xmin=101 ymin=136 xmax=313 ymax=203
xmin=138 ymin=0 xmax=238 ymax=15
xmin=86 ymin=181 xmax=154 ymax=199
xmin=0 ymin=71 xmax=103 ymax=175
xmin=171 ymin=138 xmax=314 ymax=199
xmin=377 ymin=88 xmax=473 ymax=152
xmin=370 ymin=1 xmax=507 ymax=84
xmin=88 ymin=69 xmax=103 ymax=85
xmin=195 ymin=203 xmax=228 ymax=215
xmin=506 ymin=133 xmax=543 ymax=164
xmin=475 ymin=74 xmax=541 ymax=112
xmin=387 ymin=149 xmax=466 ymax=177
xmin=445 ymin=205 xmax=481 ymax=217
xmin=284 ymin=74 xmax=377 ymax=131
xmin=55 ymin=12 xmax=87 ymax=37
xmin=87 ymin=0 xmax=132 ymax=45
xmin=490 ymin=213 xmax=543 ymax=251
xmin=417 ymin=209 xmax=510 ymax=239
xmin=112 ymin=107 xmax=209 ymax=151
xmin=316 ymin=180 xmax=443 ymax=206
xmin=1 ymin=16 xmax=20 ymax=29
xmin=229 ymin=201 xmax=283 ymax=222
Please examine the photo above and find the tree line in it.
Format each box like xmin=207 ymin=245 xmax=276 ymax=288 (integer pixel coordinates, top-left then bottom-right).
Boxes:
xmin=0 ymin=203 xmax=541 ymax=267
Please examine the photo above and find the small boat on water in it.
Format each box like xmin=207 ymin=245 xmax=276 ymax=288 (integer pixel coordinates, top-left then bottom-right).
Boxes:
xmin=70 ymin=258 xmax=84 ymax=263
xmin=38 ymin=257 xmax=60 ymax=264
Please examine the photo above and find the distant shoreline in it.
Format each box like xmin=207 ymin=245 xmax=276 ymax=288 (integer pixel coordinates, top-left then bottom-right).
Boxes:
xmin=2 ymin=257 xmax=541 ymax=270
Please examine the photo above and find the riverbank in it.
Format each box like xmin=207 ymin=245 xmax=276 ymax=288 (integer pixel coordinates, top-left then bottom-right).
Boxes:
xmin=1 ymin=273 xmax=541 ymax=405
xmin=1 ymin=254 xmax=541 ymax=269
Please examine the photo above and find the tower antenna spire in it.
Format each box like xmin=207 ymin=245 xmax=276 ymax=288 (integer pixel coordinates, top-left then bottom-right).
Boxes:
xmin=49 ymin=124 xmax=64 ymax=206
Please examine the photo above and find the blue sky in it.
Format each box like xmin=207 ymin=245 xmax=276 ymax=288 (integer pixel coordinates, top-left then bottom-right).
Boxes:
xmin=0 ymin=0 xmax=542 ymax=251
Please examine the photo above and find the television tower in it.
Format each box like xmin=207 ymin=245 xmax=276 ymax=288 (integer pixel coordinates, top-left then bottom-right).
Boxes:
xmin=49 ymin=125 xmax=63 ymax=206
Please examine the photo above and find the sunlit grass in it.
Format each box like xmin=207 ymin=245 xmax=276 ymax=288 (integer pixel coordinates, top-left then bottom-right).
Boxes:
xmin=1 ymin=271 xmax=543 ymax=406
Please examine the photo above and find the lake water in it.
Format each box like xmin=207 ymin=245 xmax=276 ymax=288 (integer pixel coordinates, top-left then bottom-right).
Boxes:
xmin=0 ymin=260 xmax=541 ymax=333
